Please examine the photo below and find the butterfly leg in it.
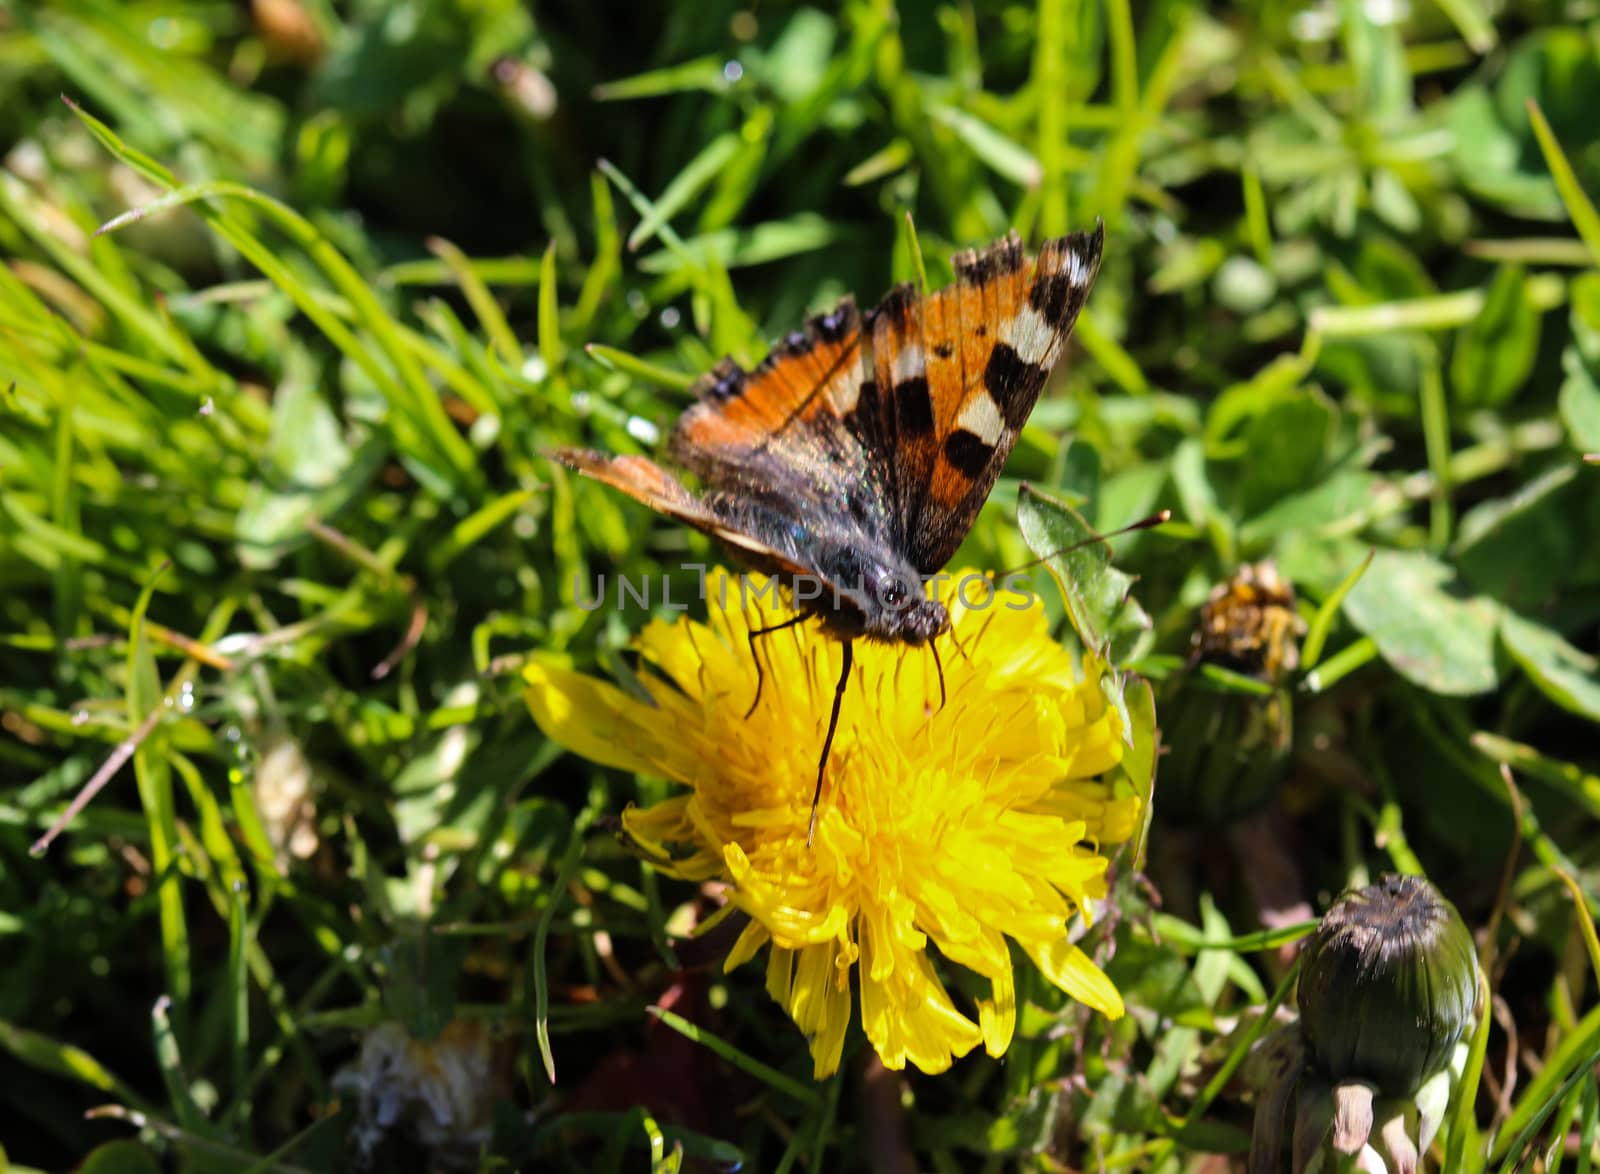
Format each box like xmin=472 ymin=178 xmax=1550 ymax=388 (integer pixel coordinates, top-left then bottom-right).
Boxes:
xmin=807 ymin=639 xmax=853 ymax=847
xmin=929 ymin=639 xmax=948 ymax=712
xmin=744 ymin=613 xmax=809 ymax=718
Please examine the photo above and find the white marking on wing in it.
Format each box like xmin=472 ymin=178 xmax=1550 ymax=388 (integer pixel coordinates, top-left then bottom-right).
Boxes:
xmin=891 ymin=342 xmax=925 ymax=385
xmin=956 ymin=392 xmax=1005 ymax=446
xmin=832 ymin=373 xmax=863 ymax=413
xmin=1000 ymin=304 xmax=1055 ymax=366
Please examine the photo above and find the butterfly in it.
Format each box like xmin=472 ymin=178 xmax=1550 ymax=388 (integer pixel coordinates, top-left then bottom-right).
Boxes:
xmin=557 ymin=224 xmax=1104 ymax=838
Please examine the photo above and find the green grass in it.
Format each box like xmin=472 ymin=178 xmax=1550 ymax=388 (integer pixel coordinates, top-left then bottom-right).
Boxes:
xmin=2 ymin=0 xmax=1598 ymax=1170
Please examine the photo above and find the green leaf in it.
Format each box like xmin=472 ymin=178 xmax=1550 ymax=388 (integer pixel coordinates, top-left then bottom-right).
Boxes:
xmin=0 ymin=1016 xmax=148 ymax=1107
xmin=1448 ymin=31 xmax=1600 ymax=221
xmin=1471 ymin=733 xmax=1600 ymax=821
xmin=1571 ymin=272 xmax=1600 ymax=362
xmin=539 ymin=239 xmax=563 ymax=376
xmin=1338 ymin=0 xmax=1413 ymax=125
xmin=1315 ymin=335 xmax=1428 ymax=415
xmin=1237 ymin=471 xmax=1381 ymax=547
xmin=1490 ymin=1002 xmax=1600 ymax=1167
xmin=1301 ymin=548 xmax=1375 ymax=671
xmin=1454 ymin=464 xmax=1585 ymax=610
xmin=1448 ymin=87 xmax=1557 ymax=217
xmin=1500 ymin=611 xmax=1600 ymax=722
xmin=926 ymin=102 xmax=1043 ymax=188
xmin=1168 ymin=440 xmax=1212 ymax=522
xmin=1450 ymin=266 xmax=1541 ymax=408
xmin=1239 ymin=389 xmax=1334 ymax=513
xmin=758 ymin=7 xmax=837 ymax=103
xmin=1430 ymin=0 xmax=1495 ymax=53
xmin=1104 ymin=939 xmax=1217 ymax=1029
xmin=1016 ymin=484 xmax=1147 ymax=654
xmin=584 ymin=344 xmax=694 ymax=392
xmin=1352 ymin=234 xmax=1440 ymax=302
xmin=234 ymin=374 xmax=387 ymax=569
xmin=1122 ymin=674 xmax=1158 ymax=871
xmin=633 ymin=214 xmax=843 ymax=276
xmin=626 ymin=133 xmax=743 ymax=253
xmin=1527 ymin=97 xmax=1600 ymax=266
xmin=916 ymin=1085 xmax=1061 ymax=1155
xmin=1560 ymin=348 xmax=1600 ymax=453
xmin=76 ymin=1140 xmax=162 ymax=1174
xmin=1560 ymin=276 xmax=1600 ymax=452
xmin=593 ymin=56 xmax=732 ymax=100
xmin=1341 ymin=549 xmax=1500 ymax=694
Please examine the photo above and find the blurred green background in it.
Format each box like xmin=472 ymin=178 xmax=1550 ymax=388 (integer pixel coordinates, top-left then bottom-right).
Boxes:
xmin=1 ymin=0 xmax=1598 ymax=1170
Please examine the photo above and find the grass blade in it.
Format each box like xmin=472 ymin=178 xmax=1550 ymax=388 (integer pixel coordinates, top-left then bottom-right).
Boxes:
xmin=1526 ymin=99 xmax=1600 ymax=267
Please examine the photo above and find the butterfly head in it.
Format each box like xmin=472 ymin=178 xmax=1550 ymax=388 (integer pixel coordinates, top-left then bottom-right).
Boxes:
xmin=858 ymin=564 xmax=949 ymax=646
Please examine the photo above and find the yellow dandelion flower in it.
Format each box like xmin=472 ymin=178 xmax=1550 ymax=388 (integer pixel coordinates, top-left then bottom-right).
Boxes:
xmin=525 ymin=569 xmax=1141 ymax=1078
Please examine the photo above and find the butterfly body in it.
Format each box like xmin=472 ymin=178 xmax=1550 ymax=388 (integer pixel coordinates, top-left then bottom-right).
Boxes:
xmin=686 ymin=485 xmax=946 ymax=644
xmin=558 ymin=224 xmax=1103 ymax=833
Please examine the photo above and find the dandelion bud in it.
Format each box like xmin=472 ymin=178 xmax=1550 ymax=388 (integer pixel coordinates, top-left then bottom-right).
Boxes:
xmin=1251 ymin=878 xmax=1477 ymax=1173
xmin=1159 ymin=561 xmax=1305 ymax=823
xmin=1298 ymin=874 xmax=1479 ymax=1099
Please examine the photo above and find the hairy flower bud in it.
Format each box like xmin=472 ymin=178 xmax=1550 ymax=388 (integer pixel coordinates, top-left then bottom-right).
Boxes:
xmin=1298 ymin=874 xmax=1479 ymax=1099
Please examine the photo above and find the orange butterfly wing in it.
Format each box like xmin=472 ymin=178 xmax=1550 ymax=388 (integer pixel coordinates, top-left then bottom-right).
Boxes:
xmin=863 ymin=225 xmax=1104 ymax=572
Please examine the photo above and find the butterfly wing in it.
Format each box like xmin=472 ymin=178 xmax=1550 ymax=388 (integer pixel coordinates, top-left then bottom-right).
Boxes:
xmin=553 ymin=447 xmax=814 ymax=578
xmin=667 ymin=296 xmax=897 ymax=549
xmin=861 ymin=225 xmax=1104 ymax=574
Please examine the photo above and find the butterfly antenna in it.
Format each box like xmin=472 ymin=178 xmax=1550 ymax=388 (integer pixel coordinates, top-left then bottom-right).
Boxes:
xmin=807 ymin=640 xmax=854 ymax=847
xmin=991 ymin=509 xmax=1171 ymax=580
xmin=745 ymin=613 xmax=808 ymax=718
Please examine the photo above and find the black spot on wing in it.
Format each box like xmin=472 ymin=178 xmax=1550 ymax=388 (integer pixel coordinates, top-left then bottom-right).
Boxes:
xmin=867 ymin=282 xmax=918 ymax=329
xmin=1029 ymin=271 xmax=1085 ymax=328
xmin=894 ymin=376 xmax=934 ymax=434
xmin=810 ymin=297 xmax=859 ymax=343
xmin=982 ymin=343 xmax=1047 ymax=429
xmin=697 ymin=357 xmax=747 ymax=403
xmin=954 ymin=231 xmax=1024 ymax=286
xmin=842 ymin=378 xmax=878 ymax=438
xmin=1029 ymin=223 xmax=1104 ymax=328
xmin=943 ymin=430 xmax=995 ymax=478
xmin=933 ymin=342 xmax=954 ymax=360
